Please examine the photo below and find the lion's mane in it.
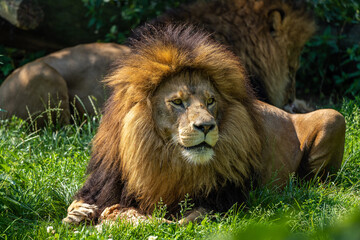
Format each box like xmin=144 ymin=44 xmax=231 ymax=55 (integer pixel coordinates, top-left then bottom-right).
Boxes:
xmin=76 ymin=24 xmax=263 ymax=215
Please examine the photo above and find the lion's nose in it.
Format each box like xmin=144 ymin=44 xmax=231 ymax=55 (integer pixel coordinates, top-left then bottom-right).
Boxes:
xmin=193 ymin=122 xmax=216 ymax=135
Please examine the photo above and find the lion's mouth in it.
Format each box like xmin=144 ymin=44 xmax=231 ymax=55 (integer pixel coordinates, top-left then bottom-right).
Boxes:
xmin=181 ymin=142 xmax=212 ymax=150
xmin=180 ymin=141 xmax=215 ymax=164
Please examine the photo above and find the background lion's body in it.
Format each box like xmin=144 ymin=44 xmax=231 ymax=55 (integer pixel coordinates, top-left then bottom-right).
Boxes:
xmin=63 ymin=24 xmax=345 ymax=225
xmin=158 ymin=0 xmax=316 ymax=111
xmin=0 ymin=43 xmax=130 ymax=126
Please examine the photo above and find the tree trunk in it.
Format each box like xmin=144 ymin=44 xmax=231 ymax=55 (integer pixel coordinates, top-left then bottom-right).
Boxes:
xmin=0 ymin=0 xmax=43 ymax=30
xmin=0 ymin=0 xmax=106 ymax=51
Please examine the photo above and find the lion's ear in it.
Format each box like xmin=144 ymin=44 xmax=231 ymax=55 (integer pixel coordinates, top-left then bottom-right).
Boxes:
xmin=268 ymin=9 xmax=285 ymax=36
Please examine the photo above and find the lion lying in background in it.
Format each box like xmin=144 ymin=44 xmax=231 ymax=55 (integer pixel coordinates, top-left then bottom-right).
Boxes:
xmin=0 ymin=43 xmax=130 ymax=126
xmin=158 ymin=0 xmax=316 ymax=112
xmin=63 ymin=24 xmax=345 ymax=225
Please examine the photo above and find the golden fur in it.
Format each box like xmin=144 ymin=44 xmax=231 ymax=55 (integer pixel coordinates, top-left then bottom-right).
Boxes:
xmin=63 ymin=24 xmax=345 ymax=225
xmin=158 ymin=0 xmax=316 ymax=112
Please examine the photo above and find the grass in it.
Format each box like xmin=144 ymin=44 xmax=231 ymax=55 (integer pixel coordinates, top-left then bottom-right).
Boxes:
xmin=0 ymin=97 xmax=360 ymax=239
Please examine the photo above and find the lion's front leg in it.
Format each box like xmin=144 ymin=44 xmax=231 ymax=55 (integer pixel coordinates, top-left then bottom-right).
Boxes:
xmin=62 ymin=200 xmax=98 ymax=224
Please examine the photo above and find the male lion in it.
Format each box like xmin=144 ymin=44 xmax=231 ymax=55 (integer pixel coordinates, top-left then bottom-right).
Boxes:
xmin=157 ymin=0 xmax=316 ymax=112
xmin=0 ymin=43 xmax=130 ymax=126
xmin=63 ymin=24 xmax=345 ymax=225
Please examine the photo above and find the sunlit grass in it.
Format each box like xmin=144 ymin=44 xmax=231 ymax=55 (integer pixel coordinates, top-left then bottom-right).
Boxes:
xmin=0 ymin=97 xmax=359 ymax=239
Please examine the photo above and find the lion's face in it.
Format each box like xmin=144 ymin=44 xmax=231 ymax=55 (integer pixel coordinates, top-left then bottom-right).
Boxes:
xmin=152 ymin=71 xmax=221 ymax=164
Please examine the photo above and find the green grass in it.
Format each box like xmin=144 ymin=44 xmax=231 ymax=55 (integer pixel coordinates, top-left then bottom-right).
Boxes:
xmin=1 ymin=98 xmax=360 ymax=240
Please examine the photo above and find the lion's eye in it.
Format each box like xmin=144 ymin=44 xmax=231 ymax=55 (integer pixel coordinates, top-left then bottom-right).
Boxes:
xmin=172 ymin=99 xmax=183 ymax=106
xmin=207 ymin=97 xmax=215 ymax=105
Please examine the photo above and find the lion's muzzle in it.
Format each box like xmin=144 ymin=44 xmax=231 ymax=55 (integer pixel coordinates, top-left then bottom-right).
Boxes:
xmin=179 ymin=117 xmax=218 ymax=148
xmin=179 ymin=109 xmax=219 ymax=164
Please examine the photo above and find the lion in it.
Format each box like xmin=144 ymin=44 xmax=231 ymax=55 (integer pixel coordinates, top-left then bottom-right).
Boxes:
xmin=157 ymin=0 xmax=316 ymax=112
xmin=0 ymin=43 xmax=130 ymax=126
xmin=62 ymin=24 xmax=345 ymax=225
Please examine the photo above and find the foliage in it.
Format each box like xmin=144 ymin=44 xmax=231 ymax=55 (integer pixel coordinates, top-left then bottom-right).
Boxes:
xmin=0 ymin=48 xmax=14 ymax=83
xmin=298 ymin=0 xmax=360 ymax=100
xmin=81 ymin=0 xmax=190 ymax=43
xmin=0 ymin=46 xmax=45 ymax=85
xmin=0 ymin=98 xmax=360 ymax=239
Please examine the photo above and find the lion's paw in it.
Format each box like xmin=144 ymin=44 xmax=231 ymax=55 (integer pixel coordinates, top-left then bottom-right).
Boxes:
xmin=99 ymin=204 xmax=150 ymax=226
xmin=99 ymin=204 xmax=123 ymax=221
xmin=62 ymin=200 xmax=98 ymax=224
xmin=99 ymin=205 xmax=173 ymax=226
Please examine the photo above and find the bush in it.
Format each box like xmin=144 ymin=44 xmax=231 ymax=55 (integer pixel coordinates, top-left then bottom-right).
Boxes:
xmin=0 ymin=47 xmax=46 ymax=85
xmin=298 ymin=0 xmax=360 ymax=101
xmin=82 ymin=0 xmax=191 ymax=43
